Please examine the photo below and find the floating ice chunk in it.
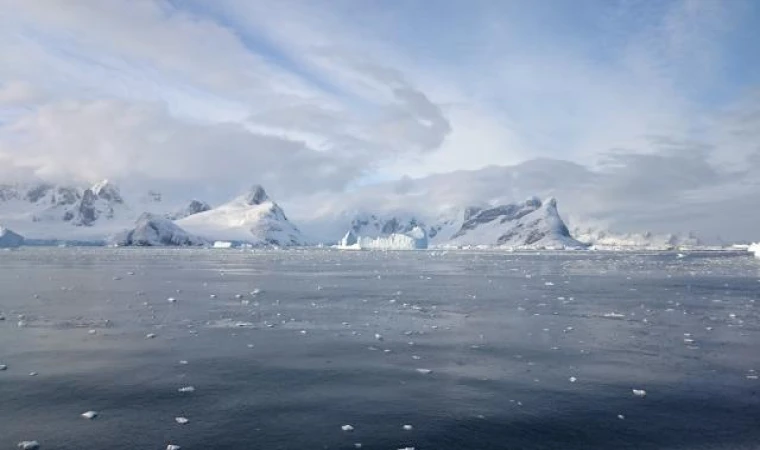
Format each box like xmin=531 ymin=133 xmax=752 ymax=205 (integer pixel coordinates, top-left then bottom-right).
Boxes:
xmin=29 ymin=372 xmax=38 ymax=376
xmin=145 ymin=333 xmax=157 ymax=339
xmin=603 ymin=313 xmax=625 ymax=319
xmin=251 ymin=288 xmax=262 ymax=296
xmin=341 ymin=424 xmax=354 ymax=432
xmin=398 ymin=447 xmax=415 ymax=450
xmin=167 ymin=297 xmax=177 ymax=303
xmin=166 ymin=445 xmax=181 ymax=450
xmin=179 ymin=360 xmax=189 ymax=365
xmin=416 ymin=368 xmax=432 ymax=375
xmin=402 ymin=424 xmax=413 ymax=430
xmin=0 ymin=364 xmax=7 ymax=370
xmin=617 ymin=414 xmax=625 ymax=420
xmin=374 ymin=333 xmax=384 ymax=341
xmin=178 ymin=386 xmax=195 ymax=393
xmin=175 ymin=417 xmax=189 ymax=424
xmin=81 ymin=411 xmax=98 ymax=420
xmin=17 ymin=441 xmax=40 ymax=450
xmin=544 ymin=282 xmax=555 ymax=286
xmin=209 ymin=294 xmax=217 ymax=299
xmin=632 ymin=389 xmax=647 ymax=397
xmin=88 ymin=329 xmax=97 ymax=335
xmin=569 ymin=376 xmax=577 ymax=383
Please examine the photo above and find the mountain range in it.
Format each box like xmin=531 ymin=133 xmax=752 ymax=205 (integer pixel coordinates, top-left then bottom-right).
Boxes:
xmin=0 ymin=179 xmax=703 ymax=249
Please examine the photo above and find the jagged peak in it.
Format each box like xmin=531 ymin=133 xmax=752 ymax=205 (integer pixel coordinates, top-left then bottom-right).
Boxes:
xmin=243 ymin=185 xmax=270 ymax=205
xmin=91 ymin=179 xmax=123 ymax=203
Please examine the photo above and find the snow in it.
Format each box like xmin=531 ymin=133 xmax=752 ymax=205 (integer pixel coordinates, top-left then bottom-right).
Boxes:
xmin=166 ymin=200 xmax=212 ymax=220
xmin=110 ymin=214 xmax=208 ymax=247
xmin=0 ymin=226 xmax=24 ymax=247
xmin=178 ymin=185 xmax=308 ymax=246
xmin=212 ymin=241 xmax=233 ymax=248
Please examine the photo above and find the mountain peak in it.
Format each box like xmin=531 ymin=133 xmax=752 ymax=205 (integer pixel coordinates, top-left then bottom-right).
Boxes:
xmin=91 ymin=179 xmax=123 ymax=204
xmin=243 ymin=185 xmax=269 ymax=206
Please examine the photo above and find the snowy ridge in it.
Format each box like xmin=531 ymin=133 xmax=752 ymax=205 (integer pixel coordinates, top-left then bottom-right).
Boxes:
xmin=111 ymin=214 xmax=208 ymax=247
xmin=177 ymin=186 xmax=309 ymax=247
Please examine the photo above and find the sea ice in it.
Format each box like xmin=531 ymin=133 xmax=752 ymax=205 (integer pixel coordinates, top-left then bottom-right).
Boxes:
xmin=81 ymin=411 xmax=98 ymax=419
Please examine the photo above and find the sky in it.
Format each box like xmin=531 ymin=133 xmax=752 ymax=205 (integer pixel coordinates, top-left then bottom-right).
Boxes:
xmin=0 ymin=0 xmax=759 ymax=240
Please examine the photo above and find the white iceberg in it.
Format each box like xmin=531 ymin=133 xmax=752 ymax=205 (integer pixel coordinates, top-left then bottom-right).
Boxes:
xmin=337 ymin=226 xmax=428 ymax=250
xmin=749 ymin=242 xmax=760 ymax=259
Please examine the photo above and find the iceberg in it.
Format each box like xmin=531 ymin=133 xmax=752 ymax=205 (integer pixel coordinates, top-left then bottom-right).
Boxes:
xmin=0 ymin=226 xmax=24 ymax=248
xmin=111 ymin=214 xmax=208 ymax=246
xmin=338 ymin=226 xmax=428 ymax=250
xmin=749 ymin=242 xmax=760 ymax=259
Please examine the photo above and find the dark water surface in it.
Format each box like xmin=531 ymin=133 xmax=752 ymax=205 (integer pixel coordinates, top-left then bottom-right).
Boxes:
xmin=1 ymin=248 xmax=759 ymax=450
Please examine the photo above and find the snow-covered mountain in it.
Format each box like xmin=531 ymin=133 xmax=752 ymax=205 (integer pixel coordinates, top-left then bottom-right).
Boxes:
xmin=444 ymin=197 xmax=585 ymax=248
xmin=337 ymin=197 xmax=583 ymax=249
xmin=0 ymin=226 xmax=24 ymax=248
xmin=177 ymin=185 xmax=309 ymax=247
xmin=0 ymin=180 xmax=211 ymax=241
xmin=111 ymin=214 xmax=208 ymax=247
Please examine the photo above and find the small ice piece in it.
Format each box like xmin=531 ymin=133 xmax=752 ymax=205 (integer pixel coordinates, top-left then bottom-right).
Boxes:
xmin=146 ymin=333 xmax=156 ymax=339
xmin=0 ymin=364 xmax=7 ymax=370
xmin=544 ymin=282 xmax=555 ymax=286
xmin=175 ymin=417 xmax=189 ymax=424
xmin=167 ymin=297 xmax=177 ymax=303
xmin=402 ymin=424 xmax=413 ymax=431
xmin=251 ymin=288 xmax=262 ymax=296
xmin=167 ymin=445 xmax=181 ymax=450
xmin=178 ymin=386 xmax=195 ymax=393
xmin=341 ymin=424 xmax=354 ymax=432
xmin=412 ymin=355 xmax=421 ymax=360
xmin=632 ymin=389 xmax=647 ymax=397
xmin=210 ymin=294 xmax=217 ymax=299
xmin=81 ymin=411 xmax=98 ymax=420
xmin=235 ymin=294 xmax=243 ymax=299
xmin=617 ymin=414 xmax=625 ymax=420
xmin=17 ymin=441 xmax=40 ymax=450
xmin=398 ymin=447 xmax=415 ymax=450
xmin=88 ymin=329 xmax=97 ymax=335
xmin=179 ymin=360 xmax=189 ymax=365
xmin=416 ymin=368 xmax=432 ymax=375
xmin=29 ymin=372 xmax=38 ymax=376
xmin=354 ymin=444 xmax=362 ymax=449
xmin=569 ymin=376 xmax=577 ymax=383
xmin=374 ymin=333 xmax=384 ymax=341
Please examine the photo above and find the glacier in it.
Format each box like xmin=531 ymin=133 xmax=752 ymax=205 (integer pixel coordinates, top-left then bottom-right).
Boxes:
xmin=0 ymin=226 xmax=24 ymax=248
xmin=111 ymin=214 xmax=208 ymax=247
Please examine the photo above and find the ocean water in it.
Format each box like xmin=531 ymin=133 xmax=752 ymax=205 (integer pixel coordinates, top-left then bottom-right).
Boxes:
xmin=0 ymin=248 xmax=759 ymax=450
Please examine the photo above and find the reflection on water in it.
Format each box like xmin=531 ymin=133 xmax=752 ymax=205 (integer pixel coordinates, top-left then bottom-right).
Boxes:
xmin=0 ymin=248 xmax=759 ymax=449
